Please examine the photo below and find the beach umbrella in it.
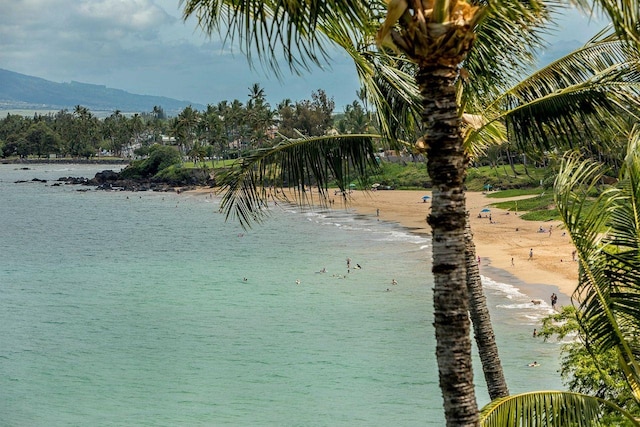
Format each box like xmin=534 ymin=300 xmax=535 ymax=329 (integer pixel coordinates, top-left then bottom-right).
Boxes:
xmin=422 ymin=195 xmax=431 ymax=200
xmin=372 ymin=183 xmax=380 ymax=188
xmin=349 ymin=183 xmax=357 ymax=188
xmin=481 ymin=208 xmax=491 ymax=212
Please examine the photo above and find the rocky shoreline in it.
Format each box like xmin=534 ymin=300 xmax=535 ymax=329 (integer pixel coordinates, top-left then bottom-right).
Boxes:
xmin=14 ymin=165 xmax=215 ymax=192
xmin=3 ymin=158 xmax=130 ymax=165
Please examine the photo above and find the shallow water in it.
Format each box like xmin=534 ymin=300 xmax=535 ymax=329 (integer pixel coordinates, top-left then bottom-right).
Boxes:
xmin=0 ymin=164 xmax=564 ymax=426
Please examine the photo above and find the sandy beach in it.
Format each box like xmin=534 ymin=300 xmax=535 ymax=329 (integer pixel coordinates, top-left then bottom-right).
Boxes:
xmin=339 ymin=189 xmax=578 ymax=300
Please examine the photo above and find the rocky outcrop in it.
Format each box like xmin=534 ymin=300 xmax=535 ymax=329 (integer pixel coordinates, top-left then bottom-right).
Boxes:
xmin=56 ymin=168 xmax=215 ymax=192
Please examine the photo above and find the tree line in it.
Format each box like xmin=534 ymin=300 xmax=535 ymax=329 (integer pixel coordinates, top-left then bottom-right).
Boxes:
xmin=0 ymin=87 xmax=374 ymax=162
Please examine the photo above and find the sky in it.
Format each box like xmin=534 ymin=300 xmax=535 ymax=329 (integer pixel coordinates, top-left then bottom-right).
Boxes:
xmin=0 ymin=1 xmax=607 ymax=112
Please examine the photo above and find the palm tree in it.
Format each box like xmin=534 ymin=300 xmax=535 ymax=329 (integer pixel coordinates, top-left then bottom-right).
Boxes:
xmin=555 ymin=130 xmax=640 ymax=404
xmin=181 ymin=0 xmax=640 ymax=424
xmin=481 ymin=132 xmax=640 ymax=425
xmin=465 ymin=214 xmax=509 ymax=400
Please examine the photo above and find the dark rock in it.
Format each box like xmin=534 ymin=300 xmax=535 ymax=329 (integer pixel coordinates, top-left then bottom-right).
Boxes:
xmin=53 ymin=168 xmax=214 ymax=193
xmin=93 ymin=170 xmax=120 ymax=183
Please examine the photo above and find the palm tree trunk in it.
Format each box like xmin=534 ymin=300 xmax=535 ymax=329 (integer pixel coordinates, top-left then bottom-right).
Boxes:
xmin=465 ymin=213 xmax=509 ymax=400
xmin=419 ymin=65 xmax=479 ymax=426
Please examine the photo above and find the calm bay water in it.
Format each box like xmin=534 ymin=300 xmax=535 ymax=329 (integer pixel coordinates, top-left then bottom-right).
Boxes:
xmin=0 ymin=164 xmax=564 ymax=426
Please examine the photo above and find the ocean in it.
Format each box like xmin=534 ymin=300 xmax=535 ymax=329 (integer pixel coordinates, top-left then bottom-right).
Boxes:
xmin=0 ymin=163 xmax=564 ymax=426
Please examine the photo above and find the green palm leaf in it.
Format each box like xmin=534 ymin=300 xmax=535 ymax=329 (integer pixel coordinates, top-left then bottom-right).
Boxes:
xmin=489 ymin=29 xmax=640 ymax=150
xmin=573 ymin=0 xmax=640 ymax=51
xmin=555 ymin=133 xmax=640 ymax=403
xmin=480 ymin=391 xmax=640 ymax=426
xmin=217 ymin=133 xmax=379 ymax=228
xmin=464 ymin=0 xmax=553 ymax=102
xmin=180 ymin=0 xmax=370 ymax=76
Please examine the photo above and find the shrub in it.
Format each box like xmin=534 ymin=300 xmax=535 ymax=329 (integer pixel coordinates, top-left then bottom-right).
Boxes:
xmin=120 ymin=144 xmax=181 ymax=179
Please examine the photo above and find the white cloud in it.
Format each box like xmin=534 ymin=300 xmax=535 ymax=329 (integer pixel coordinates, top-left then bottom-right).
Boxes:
xmin=75 ymin=0 xmax=175 ymax=37
xmin=0 ymin=2 xmax=614 ymax=112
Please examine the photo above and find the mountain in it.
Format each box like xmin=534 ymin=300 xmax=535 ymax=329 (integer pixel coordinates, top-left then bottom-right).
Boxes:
xmin=0 ymin=68 xmax=205 ymax=116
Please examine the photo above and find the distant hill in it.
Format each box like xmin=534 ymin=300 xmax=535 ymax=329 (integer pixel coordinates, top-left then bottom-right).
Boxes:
xmin=0 ymin=68 xmax=205 ymax=117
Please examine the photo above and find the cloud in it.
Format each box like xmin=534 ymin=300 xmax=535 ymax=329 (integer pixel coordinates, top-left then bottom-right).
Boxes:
xmin=0 ymin=1 xmax=187 ymax=82
xmin=76 ymin=0 xmax=174 ymax=32
xmin=0 ymin=2 xmax=609 ymax=113
xmin=0 ymin=0 xmax=362 ymax=109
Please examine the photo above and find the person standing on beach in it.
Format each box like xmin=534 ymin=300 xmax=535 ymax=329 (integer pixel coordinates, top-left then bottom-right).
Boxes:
xmin=529 ymin=248 xmax=533 ymax=260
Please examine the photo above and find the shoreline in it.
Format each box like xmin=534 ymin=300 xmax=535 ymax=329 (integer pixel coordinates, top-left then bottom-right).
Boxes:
xmin=185 ymin=186 xmax=578 ymax=303
xmin=340 ymin=189 xmax=578 ymax=303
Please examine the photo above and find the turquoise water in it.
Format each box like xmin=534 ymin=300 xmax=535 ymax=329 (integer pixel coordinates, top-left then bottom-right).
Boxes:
xmin=0 ymin=164 xmax=564 ymax=426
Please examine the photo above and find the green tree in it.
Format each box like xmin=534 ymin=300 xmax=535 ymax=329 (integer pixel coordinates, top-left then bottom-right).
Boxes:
xmin=69 ymin=105 xmax=100 ymax=158
xmin=120 ymin=144 xmax=182 ymax=179
xmin=482 ymin=135 xmax=640 ymax=425
xmin=171 ymin=106 xmax=200 ymax=156
xmin=337 ymin=100 xmax=370 ymax=134
xmin=245 ymin=83 xmax=274 ymax=147
xmin=539 ymin=306 xmax=639 ymax=423
xmin=24 ymin=121 xmax=61 ymax=157
xmin=129 ymin=113 xmax=144 ymax=148
xmin=0 ymin=114 xmax=31 ymax=157
xmin=200 ymin=104 xmax=227 ymax=161
xmin=103 ymin=110 xmax=131 ymax=157
xmin=555 ymin=129 xmax=640 ymax=404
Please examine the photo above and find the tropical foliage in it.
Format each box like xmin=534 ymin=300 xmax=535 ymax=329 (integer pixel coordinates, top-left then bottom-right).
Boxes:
xmin=539 ymin=306 xmax=640 ymax=423
xmin=555 ymin=128 xmax=640 ymax=404
xmin=483 ymin=132 xmax=640 ymax=425
xmin=480 ymin=391 xmax=639 ymax=426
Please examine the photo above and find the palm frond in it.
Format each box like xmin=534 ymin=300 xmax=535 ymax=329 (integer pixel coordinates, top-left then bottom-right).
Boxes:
xmin=180 ymin=0 xmax=370 ymax=76
xmin=464 ymin=0 xmax=554 ymax=102
xmin=572 ymin=0 xmax=640 ymax=51
xmin=555 ymin=142 xmax=640 ymax=403
xmin=462 ymin=112 xmax=507 ymax=160
xmin=480 ymin=391 xmax=640 ymax=426
xmin=489 ymin=33 xmax=640 ymax=150
xmin=217 ymin=133 xmax=379 ymax=229
xmin=317 ymin=5 xmax=423 ymax=146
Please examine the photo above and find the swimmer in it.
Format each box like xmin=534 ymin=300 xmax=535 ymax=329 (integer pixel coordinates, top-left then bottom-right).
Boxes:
xmin=528 ymin=361 xmax=540 ymax=367
xmin=295 ymin=279 xmax=301 ymax=285
xmin=391 ymin=278 xmax=398 ymax=286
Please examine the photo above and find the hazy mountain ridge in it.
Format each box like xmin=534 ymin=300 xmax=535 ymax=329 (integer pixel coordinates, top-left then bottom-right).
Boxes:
xmin=0 ymin=68 xmax=205 ymax=116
